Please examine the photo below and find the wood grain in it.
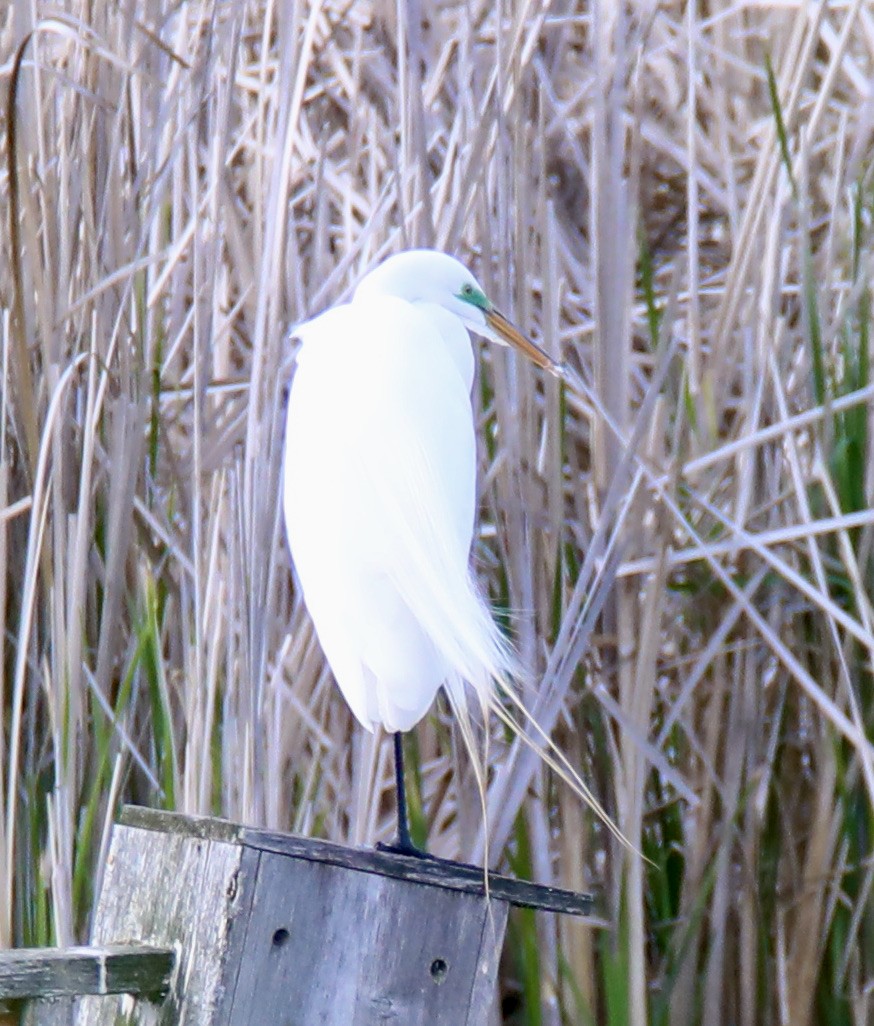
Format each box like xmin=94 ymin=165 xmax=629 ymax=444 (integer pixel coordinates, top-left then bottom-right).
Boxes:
xmin=224 ymin=849 xmax=508 ymax=1026
xmin=0 ymin=946 xmax=173 ymax=999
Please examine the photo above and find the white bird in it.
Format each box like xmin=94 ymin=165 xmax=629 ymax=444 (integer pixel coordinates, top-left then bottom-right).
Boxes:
xmin=283 ymin=249 xmax=561 ymax=854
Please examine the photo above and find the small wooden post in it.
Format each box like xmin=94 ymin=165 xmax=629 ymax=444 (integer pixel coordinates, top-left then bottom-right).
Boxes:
xmin=0 ymin=946 xmax=174 ymax=1000
xmin=0 ymin=945 xmax=173 ymax=1026
xmin=18 ymin=806 xmax=590 ymax=1025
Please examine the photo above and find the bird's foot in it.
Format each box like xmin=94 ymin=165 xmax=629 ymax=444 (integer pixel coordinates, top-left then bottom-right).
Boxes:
xmin=376 ymin=838 xmax=439 ymax=862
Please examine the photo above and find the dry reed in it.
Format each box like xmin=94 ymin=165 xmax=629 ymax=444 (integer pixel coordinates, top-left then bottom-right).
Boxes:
xmin=1 ymin=1 xmax=873 ymax=1023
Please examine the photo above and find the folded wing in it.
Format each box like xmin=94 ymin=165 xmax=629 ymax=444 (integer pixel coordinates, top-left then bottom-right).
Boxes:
xmin=283 ymin=294 xmax=513 ymax=731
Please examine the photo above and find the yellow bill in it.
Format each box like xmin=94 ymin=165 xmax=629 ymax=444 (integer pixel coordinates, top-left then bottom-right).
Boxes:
xmin=485 ymin=308 xmax=562 ymax=377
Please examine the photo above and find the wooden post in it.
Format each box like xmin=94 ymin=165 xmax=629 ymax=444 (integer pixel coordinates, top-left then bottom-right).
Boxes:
xmin=0 ymin=946 xmax=173 ymax=1000
xmin=12 ymin=806 xmax=590 ymax=1025
xmin=0 ymin=946 xmax=173 ymax=1026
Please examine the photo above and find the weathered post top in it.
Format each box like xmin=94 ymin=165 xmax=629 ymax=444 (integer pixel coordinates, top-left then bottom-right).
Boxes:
xmin=117 ymin=805 xmax=592 ymax=916
xmin=13 ymin=806 xmax=591 ymax=1025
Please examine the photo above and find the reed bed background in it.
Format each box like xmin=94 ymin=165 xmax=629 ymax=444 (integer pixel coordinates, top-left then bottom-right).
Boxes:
xmin=1 ymin=1 xmax=873 ymax=1023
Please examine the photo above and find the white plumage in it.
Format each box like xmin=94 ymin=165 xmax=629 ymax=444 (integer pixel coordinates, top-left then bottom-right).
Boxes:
xmin=283 ymin=250 xmax=626 ymax=854
xmin=282 ymin=250 xmax=546 ymax=733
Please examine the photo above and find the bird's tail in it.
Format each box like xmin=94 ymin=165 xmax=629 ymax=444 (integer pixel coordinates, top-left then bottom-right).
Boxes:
xmin=438 ymin=592 xmax=633 ymax=861
xmin=390 ymin=539 xmax=631 ymax=856
xmin=376 ymin=448 xmax=631 ymax=853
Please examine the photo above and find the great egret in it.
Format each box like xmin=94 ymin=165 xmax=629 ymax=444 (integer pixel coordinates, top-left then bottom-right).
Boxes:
xmin=283 ymin=249 xmax=563 ymax=855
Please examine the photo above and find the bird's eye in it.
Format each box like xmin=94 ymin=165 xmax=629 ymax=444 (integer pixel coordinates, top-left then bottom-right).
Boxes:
xmin=457 ymin=281 xmax=489 ymax=310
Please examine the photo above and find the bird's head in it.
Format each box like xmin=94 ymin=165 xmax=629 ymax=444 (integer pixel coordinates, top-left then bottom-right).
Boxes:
xmin=353 ymin=249 xmax=558 ymax=373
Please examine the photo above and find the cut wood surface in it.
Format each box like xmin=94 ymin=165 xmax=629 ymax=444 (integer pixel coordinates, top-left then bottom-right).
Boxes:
xmin=121 ymin=805 xmax=593 ymax=916
xmin=0 ymin=946 xmax=174 ymax=999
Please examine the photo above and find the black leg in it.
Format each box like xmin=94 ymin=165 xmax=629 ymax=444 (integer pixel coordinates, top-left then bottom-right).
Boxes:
xmin=393 ymin=732 xmax=416 ymax=853
xmin=376 ymin=731 xmax=435 ymax=859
